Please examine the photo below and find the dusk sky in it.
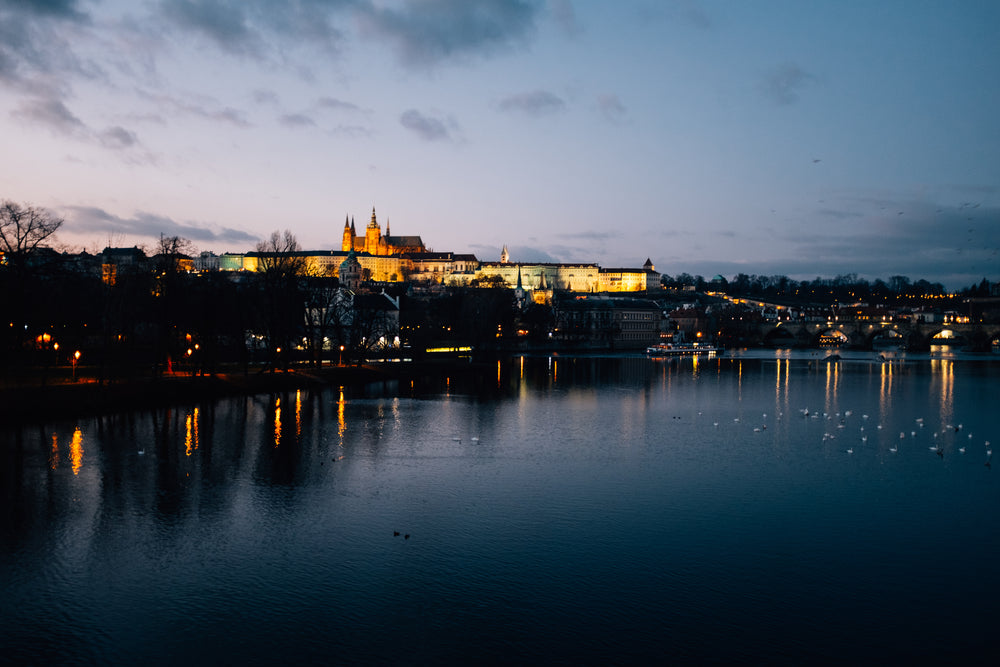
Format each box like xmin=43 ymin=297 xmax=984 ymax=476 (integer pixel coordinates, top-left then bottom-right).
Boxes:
xmin=2 ymin=0 xmax=998 ymax=289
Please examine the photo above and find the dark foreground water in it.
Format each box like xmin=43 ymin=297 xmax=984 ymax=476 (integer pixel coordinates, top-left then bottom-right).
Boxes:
xmin=3 ymin=352 xmax=999 ymax=664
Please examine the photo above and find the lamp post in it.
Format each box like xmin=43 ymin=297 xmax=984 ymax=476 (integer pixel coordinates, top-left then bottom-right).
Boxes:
xmin=339 ymin=345 xmax=344 ymax=366
xmin=72 ymin=350 xmax=80 ymax=382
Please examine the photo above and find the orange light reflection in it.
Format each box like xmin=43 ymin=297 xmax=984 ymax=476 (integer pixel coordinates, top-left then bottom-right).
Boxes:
xmin=274 ymin=397 xmax=282 ymax=448
xmin=70 ymin=427 xmax=84 ymax=475
xmin=50 ymin=432 xmax=59 ymax=470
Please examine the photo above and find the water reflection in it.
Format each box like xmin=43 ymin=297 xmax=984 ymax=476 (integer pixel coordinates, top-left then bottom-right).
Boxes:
xmin=931 ymin=359 xmax=954 ymax=427
xmin=879 ymin=361 xmax=894 ymax=423
xmin=3 ymin=353 xmax=999 ymax=666
xmin=69 ymin=426 xmax=84 ymax=475
xmin=273 ymin=397 xmax=282 ymax=448
xmin=337 ymin=387 xmax=347 ymax=446
xmin=184 ymin=407 xmax=200 ymax=456
xmin=824 ymin=360 xmax=839 ymax=414
xmin=295 ymin=390 xmax=302 ymax=441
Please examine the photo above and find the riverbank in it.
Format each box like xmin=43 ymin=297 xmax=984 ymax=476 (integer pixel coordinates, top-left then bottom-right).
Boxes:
xmin=1 ymin=362 xmax=482 ymax=425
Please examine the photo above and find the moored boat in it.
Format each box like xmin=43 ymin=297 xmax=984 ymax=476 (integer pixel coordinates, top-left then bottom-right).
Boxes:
xmin=646 ymin=342 xmax=721 ymax=357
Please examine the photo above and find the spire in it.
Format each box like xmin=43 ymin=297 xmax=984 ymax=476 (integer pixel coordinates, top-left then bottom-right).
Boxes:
xmin=538 ymin=271 xmax=547 ymax=289
xmin=350 ymin=217 xmax=356 ymax=234
xmin=500 ymin=245 xmax=509 ymax=264
xmin=368 ymin=206 xmax=378 ymax=229
xmin=344 ymin=215 xmax=350 ymax=230
xmin=385 ymin=218 xmax=390 ymax=238
xmin=516 ymin=266 xmax=523 ymax=290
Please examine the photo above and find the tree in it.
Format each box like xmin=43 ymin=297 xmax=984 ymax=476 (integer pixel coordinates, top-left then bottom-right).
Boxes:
xmin=0 ymin=200 xmax=63 ymax=261
xmin=301 ymin=276 xmax=347 ymax=366
xmin=0 ymin=200 xmax=64 ymax=362
xmin=256 ymin=229 xmax=305 ymax=276
xmin=253 ymin=230 xmax=306 ymax=370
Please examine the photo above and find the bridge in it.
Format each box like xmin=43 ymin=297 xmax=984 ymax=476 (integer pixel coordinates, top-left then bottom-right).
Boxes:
xmin=750 ymin=321 xmax=1000 ymax=351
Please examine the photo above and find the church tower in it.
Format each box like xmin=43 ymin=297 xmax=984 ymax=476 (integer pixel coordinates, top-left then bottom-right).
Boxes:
xmin=365 ymin=207 xmax=382 ymax=255
xmin=342 ymin=215 xmax=353 ymax=252
xmin=500 ymin=245 xmax=510 ymax=264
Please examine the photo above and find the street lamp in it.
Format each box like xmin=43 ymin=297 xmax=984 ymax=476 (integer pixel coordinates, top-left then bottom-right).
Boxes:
xmin=72 ymin=350 xmax=80 ymax=381
xmin=339 ymin=345 xmax=344 ymax=366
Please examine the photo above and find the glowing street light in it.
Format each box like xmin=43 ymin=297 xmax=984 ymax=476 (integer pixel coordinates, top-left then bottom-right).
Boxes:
xmin=339 ymin=345 xmax=345 ymax=366
xmin=72 ymin=350 xmax=80 ymax=381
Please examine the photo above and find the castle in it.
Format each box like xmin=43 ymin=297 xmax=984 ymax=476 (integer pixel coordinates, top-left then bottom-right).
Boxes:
xmin=342 ymin=207 xmax=425 ymax=256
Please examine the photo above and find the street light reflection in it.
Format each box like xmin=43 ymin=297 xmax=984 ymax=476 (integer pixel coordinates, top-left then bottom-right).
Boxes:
xmin=70 ymin=427 xmax=84 ymax=475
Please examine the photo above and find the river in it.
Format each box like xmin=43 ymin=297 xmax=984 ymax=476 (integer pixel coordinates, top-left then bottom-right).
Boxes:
xmin=2 ymin=351 xmax=998 ymax=664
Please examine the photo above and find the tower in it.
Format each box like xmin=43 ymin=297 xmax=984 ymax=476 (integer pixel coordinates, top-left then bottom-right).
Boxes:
xmin=365 ymin=207 xmax=382 ymax=255
xmin=339 ymin=250 xmax=362 ymax=289
xmin=342 ymin=215 xmax=353 ymax=252
xmin=500 ymin=245 xmax=510 ymax=264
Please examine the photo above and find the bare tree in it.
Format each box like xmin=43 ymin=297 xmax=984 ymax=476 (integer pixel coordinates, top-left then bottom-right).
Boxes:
xmin=253 ymin=230 xmax=306 ymax=370
xmin=0 ymin=199 xmax=63 ymax=260
xmin=301 ymin=276 xmax=350 ymax=366
xmin=155 ymin=234 xmax=195 ymax=272
xmin=0 ymin=200 xmax=64 ymax=363
xmin=255 ymin=229 xmax=305 ymax=276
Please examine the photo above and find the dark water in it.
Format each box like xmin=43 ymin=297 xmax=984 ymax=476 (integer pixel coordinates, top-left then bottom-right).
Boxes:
xmin=3 ymin=352 xmax=999 ymax=664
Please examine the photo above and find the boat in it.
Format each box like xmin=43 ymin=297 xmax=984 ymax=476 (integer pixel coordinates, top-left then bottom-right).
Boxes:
xmin=646 ymin=342 xmax=721 ymax=357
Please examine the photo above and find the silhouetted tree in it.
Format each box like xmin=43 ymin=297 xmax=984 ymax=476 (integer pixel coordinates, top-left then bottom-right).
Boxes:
xmin=253 ymin=230 xmax=306 ymax=370
xmin=0 ymin=200 xmax=64 ymax=364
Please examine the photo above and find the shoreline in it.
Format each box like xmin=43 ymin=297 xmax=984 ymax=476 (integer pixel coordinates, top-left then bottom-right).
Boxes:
xmin=0 ymin=362 xmax=483 ymax=426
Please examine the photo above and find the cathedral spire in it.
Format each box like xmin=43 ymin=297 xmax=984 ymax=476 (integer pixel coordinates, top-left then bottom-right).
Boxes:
xmin=500 ymin=244 xmax=509 ymax=264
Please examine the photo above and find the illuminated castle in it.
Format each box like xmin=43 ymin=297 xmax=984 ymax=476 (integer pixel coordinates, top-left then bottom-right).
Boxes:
xmin=342 ymin=207 xmax=425 ymax=256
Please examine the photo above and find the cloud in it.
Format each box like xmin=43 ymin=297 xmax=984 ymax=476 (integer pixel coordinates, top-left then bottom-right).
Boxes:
xmin=158 ymin=0 xmax=351 ymax=60
xmin=279 ymin=113 xmax=316 ymax=128
xmin=596 ymin=93 xmax=626 ymax=122
xmin=317 ymin=96 xmax=364 ymax=113
xmin=136 ymin=90 xmax=251 ymax=127
xmin=8 ymin=0 xmax=88 ymax=19
xmin=160 ymin=0 xmax=265 ymax=58
xmin=549 ymin=0 xmax=580 ymax=37
xmin=99 ymin=125 xmax=139 ymax=149
xmin=498 ymin=89 xmax=565 ymax=116
xmin=759 ymin=63 xmax=815 ymax=105
xmin=816 ymin=208 xmax=863 ymax=220
xmin=67 ymin=205 xmax=259 ymax=245
xmin=11 ymin=96 xmax=86 ymax=135
xmin=0 ymin=1 xmax=93 ymax=90
xmin=11 ymin=95 xmax=148 ymax=155
xmin=635 ymin=0 xmax=711 ymax=30
xmin=252 ymin=89 xmax=279 ymax=105
xmin=360 ymin=0 xmax=541 ymax=66
xmin=400 ymin=108 xmax=456 ymax=141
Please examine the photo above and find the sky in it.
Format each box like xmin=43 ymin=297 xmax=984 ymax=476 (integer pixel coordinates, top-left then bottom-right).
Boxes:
xmin=1 ymin=0 xmax=998 ymax=290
